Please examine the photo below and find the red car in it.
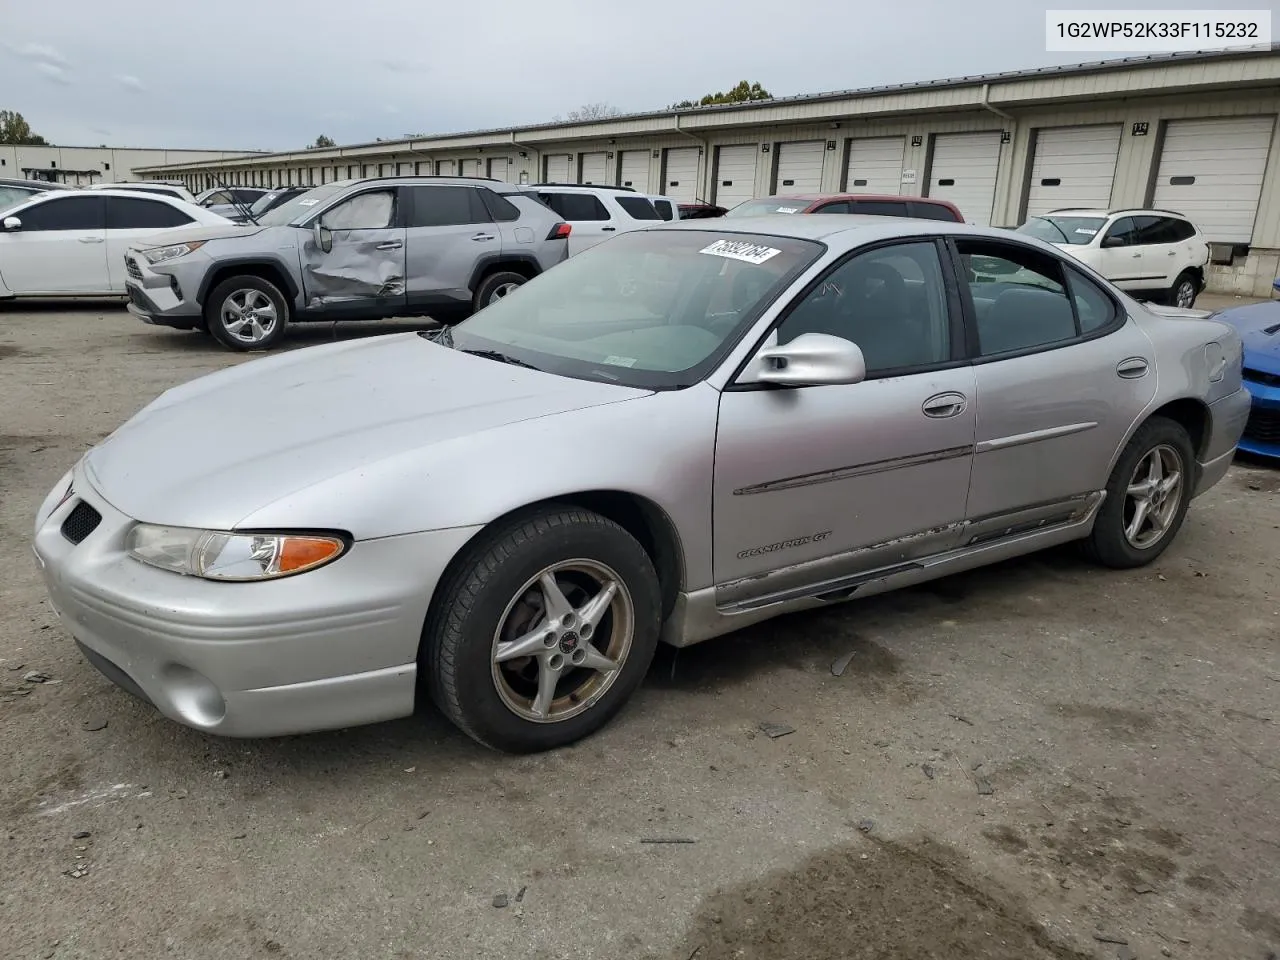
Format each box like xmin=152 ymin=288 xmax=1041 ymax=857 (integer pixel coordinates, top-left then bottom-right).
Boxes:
xmin=724 ymin=192 xmax=965 ymax=222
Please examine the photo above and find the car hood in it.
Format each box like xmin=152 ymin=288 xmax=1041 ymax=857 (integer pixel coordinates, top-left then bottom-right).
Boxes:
xmin=1211 ymin=300 xmax=1280 ymax=374
xmin=81 ymin=333 xmax=649 ymax=531
xmin=131 ymin=222 xmax=269 ymax=249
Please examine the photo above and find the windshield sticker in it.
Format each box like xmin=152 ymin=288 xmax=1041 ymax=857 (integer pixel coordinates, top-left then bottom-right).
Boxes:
xmin=602 ymin=355 xmax=638 ymax=368
xmin=699 ymin=239 xmax=783 ymax=265
xmin=297 ymin=198 xmax=320 ymax=206
xmin=774 ymin=206 xmax=800 ymax=214
xmin=1074 ymin=227 xmax=1097 ymax=235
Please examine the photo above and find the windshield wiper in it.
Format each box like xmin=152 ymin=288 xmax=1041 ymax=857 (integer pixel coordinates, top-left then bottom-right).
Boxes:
xmin=460 ymin=348 xmax=541 ymax=371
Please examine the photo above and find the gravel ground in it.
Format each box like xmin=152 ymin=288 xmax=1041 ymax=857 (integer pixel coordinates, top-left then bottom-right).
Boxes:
xmin=1 ymin=299 xmax=1277 ymax=960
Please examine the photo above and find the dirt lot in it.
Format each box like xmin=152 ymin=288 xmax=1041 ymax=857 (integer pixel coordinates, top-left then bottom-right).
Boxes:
xmin=1 ymin=300 xmax=1278 ymax=960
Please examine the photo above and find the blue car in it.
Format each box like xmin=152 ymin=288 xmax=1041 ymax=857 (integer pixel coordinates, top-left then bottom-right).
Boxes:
xmin=1210 ymin=278 xmax=1280 ymax=459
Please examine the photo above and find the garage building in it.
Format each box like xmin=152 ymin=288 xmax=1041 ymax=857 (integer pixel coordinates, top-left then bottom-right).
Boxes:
xmin=138 ymin=44 xmax=1280 ymax=296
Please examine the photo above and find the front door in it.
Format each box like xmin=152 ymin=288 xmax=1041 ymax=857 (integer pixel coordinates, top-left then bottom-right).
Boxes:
xmin=951 ymin=236 xmax=1157 ymax=530
xmin=1097 ymin=216 xmax=1148 ymax=289
xmin=0 ymin=194 xmax=108 ymax=294
xmin=713 ymin=239 xmax=976 ymax=609
xmin=403 ymin=184 xmax=500 ymax=310
xmin=300 ymin=187 xmax=407 ymax=314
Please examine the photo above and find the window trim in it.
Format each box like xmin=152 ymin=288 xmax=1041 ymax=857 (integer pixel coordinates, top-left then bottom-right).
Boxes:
xmin=726 ymin=235 xmax=970 ymax=391
xmin=943 ymin=236 xmax=1126 ymax=365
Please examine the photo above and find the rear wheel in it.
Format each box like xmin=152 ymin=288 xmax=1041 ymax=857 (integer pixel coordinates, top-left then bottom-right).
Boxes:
xmin=423 ymin=506 xmax=661 ymax=753
xmin=471 ymin=270 xmax=527 ymax=313
xmin=1083 ymin=416 xmax=1195 ymax=568
xmin=1169 ymin=270 xmax=1199 ymax=309
xmin=205 ymin=275 xmax=289 ymax=351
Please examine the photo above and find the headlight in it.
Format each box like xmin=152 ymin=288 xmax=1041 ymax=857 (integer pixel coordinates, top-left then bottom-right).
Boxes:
xmin=126 ymin=524 xmax=348 ymax=581
xmin=140 ymin=241 xmax=207 ymax=264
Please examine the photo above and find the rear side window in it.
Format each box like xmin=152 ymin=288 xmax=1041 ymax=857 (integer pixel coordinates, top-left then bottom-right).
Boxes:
xmin=848 ymin=200 xmax=909 ymax=217
xmin=107 ymin=197 xmax=194 ymax=230
xmin=615 ymin=196 xmax=661 ymax=220
xmin=478 ymin=189 xmax=521 ymax=222
xmin=16 ymin=195 xmax=105 ymax=230
xmin=537 ymin=192 xmax=610 ymax=221
xmin=909 ymin=201 xmax=962 ymax=222
xmin=652 ymin=199 xmax=675 ymax=221
xmin=408 ymin=186 xmax=490 ymax=227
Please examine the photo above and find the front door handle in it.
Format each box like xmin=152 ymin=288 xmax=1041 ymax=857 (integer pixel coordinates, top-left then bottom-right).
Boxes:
xmin=922 ymin=392 xmax=967 ymax=418
xmin=471 ymin=233 xmax=496 ymax=241
xmin=1117 ymin=357 xmax=1149 ymax=378
xmin=601 ymin=226 xmax=617 ymax=232
xmin=1131 ymin=251 xmax=1142 ymax=258
xmin=1167 ymin=250 xmax=1177 ymax=256
xmin=375 ymin=240 xmax=403 ymax=250
xmin=78 ymin=236 xmax=104 ymax=244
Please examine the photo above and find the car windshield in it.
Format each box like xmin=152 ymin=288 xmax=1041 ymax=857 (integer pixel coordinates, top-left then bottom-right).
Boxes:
xmin=443 ymin=229 xmax=824 ymax=389
xmin=248 ymin=190 xmax=291 ymax=215
xmin=724 ymin=198 xmax=811 ymax=217
xmin=256 ymin=183 xmax=350 ymax=226
xmin=1016 ymin=216 xmax=1106 ymax=245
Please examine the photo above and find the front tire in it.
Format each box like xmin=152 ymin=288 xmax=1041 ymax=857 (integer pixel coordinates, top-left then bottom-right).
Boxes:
xmin=1083 ymin=416 xmax=1195 ymax=568
xmin=205 ymin=275 xmax=290 ymax=351
xmin=423 ymin=506 xmax=661 ymax=753
xmin=1169 ymin=270 xmax=1199 ymax=309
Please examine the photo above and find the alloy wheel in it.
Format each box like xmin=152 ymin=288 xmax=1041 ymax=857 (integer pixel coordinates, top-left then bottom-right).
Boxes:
xmin=221 ymin=289 xmax=278 ymax=343
xmin=1175 ymin=280 xmax=1196 ymax=308
xmin=1123 ymin=443 xmax=1184 ymax=549
xmin=488 ymin=281 xmax=521 ymax=305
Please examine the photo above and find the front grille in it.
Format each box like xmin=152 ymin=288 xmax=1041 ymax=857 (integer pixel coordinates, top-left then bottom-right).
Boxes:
xmin=1244 ymin=367 xmax=1280 ymax=389
xmin=61 ymin=500 xmax=102 ymax=545
xmin=1243 ymin=407 xmax=1280 ymax=444
xmin=125 ymin=256 xmax=143 ymax=280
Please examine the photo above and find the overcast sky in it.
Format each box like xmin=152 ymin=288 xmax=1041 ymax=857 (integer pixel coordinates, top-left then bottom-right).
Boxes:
xmin=3 ymin=0 xmax=1276 ymax=152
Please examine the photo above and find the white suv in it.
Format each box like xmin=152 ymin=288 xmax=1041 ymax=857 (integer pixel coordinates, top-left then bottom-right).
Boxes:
xmin=1017 ymin=208 xmax=1209 ymax=308
xmin=530 ymin=185 xmax=676 ymax=256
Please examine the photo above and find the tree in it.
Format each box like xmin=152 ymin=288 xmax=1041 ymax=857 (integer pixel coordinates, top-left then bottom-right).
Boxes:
xmin=670 ymin=80 xmax=772 ymax=110
xmin=553 ymin=102 xmax=622 ymax=123
xmin=0 ymin=110 xmax=48 ymax=145
xmin=311 ymin=134 xmax=336 ymax=148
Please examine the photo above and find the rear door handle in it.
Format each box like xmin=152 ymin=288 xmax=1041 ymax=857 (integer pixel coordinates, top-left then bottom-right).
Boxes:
xmin=922 ymin=392 xmax=967 ymax=418
xmin=471 ymin=233 xmax=496 ymax=241
xmin=375 ymin=241 xmax=403 ymax=250
xmin=1167 ymin=250 xmax=1177 ymax=256
xmin=78 ymin=236 xmax=104 ymax=244
xmin=1117 ymin=357 xmax=1149 ymax=378
xmin=601 ymin=226 xmax=617 ymax=232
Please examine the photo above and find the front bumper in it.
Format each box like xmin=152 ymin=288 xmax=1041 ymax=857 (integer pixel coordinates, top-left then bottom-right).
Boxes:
xmin=1239 ymin=373 xmax=1280 ymax=460
xmin=32 ymin=460 xmax=482 ymax=737
xmin=123 ymin=250 xmax=205 ymax=327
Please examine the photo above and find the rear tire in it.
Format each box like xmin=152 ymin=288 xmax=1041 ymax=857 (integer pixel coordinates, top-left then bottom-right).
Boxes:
xmin=1082 ymin=416 xmax=1195 ymax=569
xmin=422 ymin=506 xmax=661 ymax=753
xmin=471 ymin=270 xmax=527 ymax=314
xmin=1168 ymin=270 xmax=1199 ymax=309
xmin=205 ymin=275 xmax=290 ymax=352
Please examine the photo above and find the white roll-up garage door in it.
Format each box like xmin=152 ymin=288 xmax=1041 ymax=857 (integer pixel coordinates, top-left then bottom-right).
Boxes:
xmin=927 ymin=132 xmax=1003 ymax=225
xmin=663 ymin=147 xmax=700 ymax=201
xmin=436 ymin=159 xmax=456 ymax=176
xmin=579 ymin=152 xmax=609 ymax=185
xmin=775 ymin=141 xmax=825 ymax=192
xmin=619 ymin=150 xmax=651 ymax=191
xmin=1153 ymin=116 xmax=1276 ymax=243
xmin=1025 ymin=125 xmax=1122 ymax=218
xmin=545 ymin=154 xmax=572 ymax=182
xmin=845 ymin=137 xmax=906 ymax=195
xmin=714 ymin=144 xmax=758 ymax=209
xmin=459 ymin=159 xmax=481 ymax=177
xmin=487 ymin=157 xmax=510 ymax=181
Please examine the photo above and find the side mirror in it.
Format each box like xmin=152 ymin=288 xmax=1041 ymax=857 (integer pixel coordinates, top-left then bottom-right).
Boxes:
xmin=2 ymin=216 xmax=22 ymax=231
xmin=745 ymin=333 xmax=867 ymax=387
xmin=312 ymin=220 xmax=332 ymax=254
xmin=1100 ymin=235 xmax=1124 ymax=248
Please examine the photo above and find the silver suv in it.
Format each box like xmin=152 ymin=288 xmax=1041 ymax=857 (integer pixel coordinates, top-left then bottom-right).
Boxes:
xmin=124 ymin=176 xmax=571 ymax=351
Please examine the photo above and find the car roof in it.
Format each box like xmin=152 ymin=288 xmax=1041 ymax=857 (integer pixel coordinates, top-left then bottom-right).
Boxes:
xmin=751 ymin=193 xmax=956 ymax=206
xmin=0 ymin=177 xmax=76 ymax=190
xmin=654 ymin=213 xmax=1007 ymax=244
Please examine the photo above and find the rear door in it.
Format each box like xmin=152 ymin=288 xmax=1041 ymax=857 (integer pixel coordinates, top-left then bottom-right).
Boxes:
xmin=104 ymin=196 xmax=197 ymax=291
xmin=403 ymin=185 xmax=498 ymax=308
xmin=0 ymin=194 xmax=108 ymax=294
xmin=300 ymin=187 xmax=407 ymax=313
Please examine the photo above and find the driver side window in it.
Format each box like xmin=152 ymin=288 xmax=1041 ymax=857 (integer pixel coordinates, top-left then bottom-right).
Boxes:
xmin=775 ymin=241 xmax=951 ymax=375
xmin=320 ymin=190 xmax=395 ymax=230
xmin=1103 ymin=216 xmax=1137 ymax=247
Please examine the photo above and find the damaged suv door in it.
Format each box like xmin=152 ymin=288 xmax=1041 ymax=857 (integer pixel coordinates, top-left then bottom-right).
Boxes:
xmin=302 ymin=186 xmax=407 ymax=316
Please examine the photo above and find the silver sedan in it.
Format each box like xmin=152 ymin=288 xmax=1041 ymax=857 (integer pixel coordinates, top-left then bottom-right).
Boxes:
xmin=33 ymin=215 xmax=1250 ymax=752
